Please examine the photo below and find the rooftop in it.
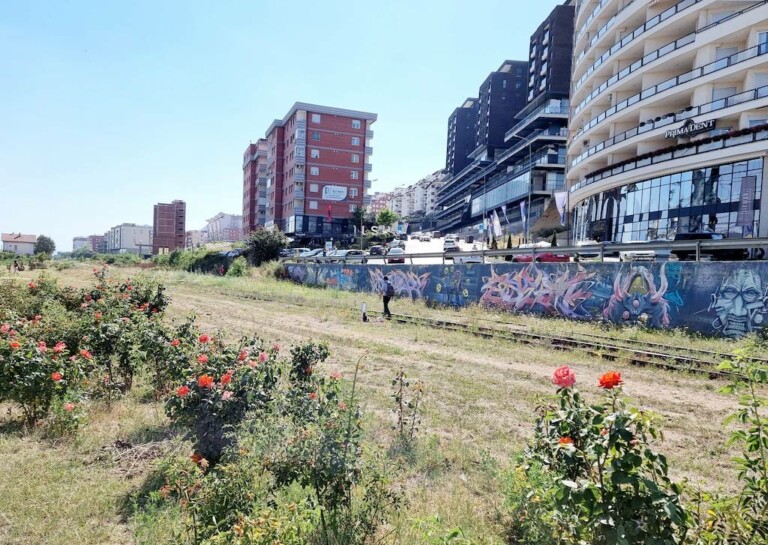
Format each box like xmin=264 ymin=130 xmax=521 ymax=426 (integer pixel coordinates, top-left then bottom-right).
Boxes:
xmin=2 ymin=233 xmax=37 ymax=244
xmin=266 ymin=102 xmax=378 ymax=136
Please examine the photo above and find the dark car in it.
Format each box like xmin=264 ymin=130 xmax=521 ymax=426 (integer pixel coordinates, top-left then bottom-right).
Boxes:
xmin=369 ymin=245 xmax=385 ymax=256
xmin=671 ymin=233 xmax=746 ymax=261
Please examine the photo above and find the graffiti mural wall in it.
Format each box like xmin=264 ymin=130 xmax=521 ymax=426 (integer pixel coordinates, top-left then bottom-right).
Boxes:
xmin=283 ymin=262 xmax=768 ymax=339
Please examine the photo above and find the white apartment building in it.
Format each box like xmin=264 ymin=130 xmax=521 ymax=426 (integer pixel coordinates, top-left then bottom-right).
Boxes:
xmin=386 ymin=170 xmax=447 ymax=218
xmin=185 ymin=229 xmax=209 ymax=248
xmin=568 ymin=0 xmax=768 ymax=242
xmin=205 ymin=213 xmax=243 ymax=242
xmin=107 ymin=223 xmax=152 ymax=255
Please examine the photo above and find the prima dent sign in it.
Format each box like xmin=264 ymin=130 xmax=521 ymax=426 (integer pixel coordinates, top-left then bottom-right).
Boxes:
xmin=321 ymin=185 xmax=348 ymax=201
xmin=665 ymin=118 xmax=716 ymax=139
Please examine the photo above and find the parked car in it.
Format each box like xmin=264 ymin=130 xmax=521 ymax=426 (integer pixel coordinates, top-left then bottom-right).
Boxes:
xmin=280 ymin=247 xmax=310 ymax=258
xmin=512 ymin=253 xmax=570 ymax=263
xmin=418 ymin=234 xmax=432 ymax=242
xmin=619 ymin=241 xmax=656 ymax=262
xmin=368 ymin=245 xmax=385 ymax=256
xmin=398 ymin=234 xmax=408 ymax=241
xmin=671 ymin=232 xmax=746 ymax=261
xmin=386 ymin=247 xmax=406 ymax=264
xmin=445 ymin=234 xmax=459 ymax=242
xmin=575 ymin=239 xmax=601 ymax=259
xmin=299 ymin=248 xmax=325 ymax=260
xmin=454 ymin=254 xmax=483 ymax=264
xmin=329 ymin=249 xmax=367 ymax=263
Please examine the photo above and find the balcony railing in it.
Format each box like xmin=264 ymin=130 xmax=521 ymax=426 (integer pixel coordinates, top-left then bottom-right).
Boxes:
xmin=570 ymin=123 xmax=768 ymax=193
xmin=574 ymin=42 xmax=768 ymax=140
xmin=575 ymin=0 xmax=638 ymax=64
xmin=504 ymin=100 xmax=570 ymax=141
xmin=571 ymin=84 xmax=768 ymax=169
xmin=575 ymin=0 xmax=611 ymax=44
xmin=573 ymin=32 xmax=697 ymax=117
xmin=364 ymin=146 xmax=373 ymax=155
xmin=364 ymin=164 xmax=372 ymax=172
xmin=575 ymin=0 xmax=703 ymax=91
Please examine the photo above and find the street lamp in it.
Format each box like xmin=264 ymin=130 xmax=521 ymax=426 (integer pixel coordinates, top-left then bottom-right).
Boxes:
xmin=507 ymin=134 xmax=535 ymax=244
xmin=361 ymin=178 xmax=378 ymax=249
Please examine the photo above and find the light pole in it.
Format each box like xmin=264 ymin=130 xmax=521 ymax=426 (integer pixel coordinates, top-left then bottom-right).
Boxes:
xmin=507 ymin=134 xmax=534 ymax=244
xmin=361 ymin=178 xmax=378 ymax=249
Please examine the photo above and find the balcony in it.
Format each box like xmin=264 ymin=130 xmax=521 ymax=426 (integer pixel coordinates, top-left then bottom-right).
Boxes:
xmin=573 ymin=32 xmax=696 ymax=118
xmin=296 ymin=120 xmax=306 ymax=130
xmin=294 ymin=172 xmax=305 ymax=183
xmin=504 ymin=99 xmax=569 ymax=141
xmin=574 ymin=42 xmax=768 ymax=140
xmin=575 ymin=0 xmax=640 ymax=64
xmin=365 ymin=130 xmax=374 ymax=138
xmin=575 ymin=0 xmax=610 ymax=44
xmin=571 ymin=123 xmax=768 ymax=194
xmin=570 ymin=84 xmax=768 ymax=169
xmin=364 ymin=163 xmax=372 ymax=172
xmin=364 ymin=179 xmax=372 ymax=189
xmin=575 ymin=0 xmax=703 ymax=91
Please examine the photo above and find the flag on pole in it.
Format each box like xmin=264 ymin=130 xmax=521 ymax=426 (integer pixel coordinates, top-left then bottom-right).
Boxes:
xmin=500 ymin=204 xmax=511 ymax=227
xmin=326 ymin=205 xmax=333 ymax=221
xmin=554 ymin=192 xmax=568 ymax=226
xmin=492 ymin=210 xmax=503 ymax=238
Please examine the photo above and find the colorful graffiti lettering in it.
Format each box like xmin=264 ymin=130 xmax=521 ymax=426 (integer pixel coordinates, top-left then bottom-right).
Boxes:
xmin=603 ymin=263 xmax=671 ymax=328
xmin=368 ymin=268 xmax=430 ymax=300
xmin=479 ymin=264 xmax=595 ymax=318
xmin=708 ymin=268 xmax=768 ymax=338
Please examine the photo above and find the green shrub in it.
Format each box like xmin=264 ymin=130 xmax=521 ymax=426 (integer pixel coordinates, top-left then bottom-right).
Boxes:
xmin=225 ymin=256 xmax=248 ymax=277
xmin=245 ymin=228 xmax=287 ymax=266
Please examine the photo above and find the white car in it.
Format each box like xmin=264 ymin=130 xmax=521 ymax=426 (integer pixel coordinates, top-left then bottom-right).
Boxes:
xmin=619 ymin=241 xmax=656 ymax=262
xmin=419 ymin=234 xmax=432 ymax=242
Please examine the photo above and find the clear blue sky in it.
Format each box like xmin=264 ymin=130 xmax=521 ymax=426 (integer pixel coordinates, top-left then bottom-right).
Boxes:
xmin=0 ymin=0 xmax=563 ymax=251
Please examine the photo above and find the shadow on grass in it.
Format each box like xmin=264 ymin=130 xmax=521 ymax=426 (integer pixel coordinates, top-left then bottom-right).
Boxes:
xmin=0 ymin=418 xmax=26 ymax=436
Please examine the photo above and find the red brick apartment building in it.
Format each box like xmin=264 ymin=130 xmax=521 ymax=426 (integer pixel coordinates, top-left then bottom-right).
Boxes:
xmin=258 ymin=103 xmax=376 ymax=244
xmin=152 ymin=200 xmax=186 ymax=255
xmin=242 ymin=139 xmax=268 ymax=235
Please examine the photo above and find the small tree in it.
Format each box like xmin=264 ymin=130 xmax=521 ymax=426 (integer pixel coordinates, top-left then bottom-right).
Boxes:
xmin=35 ymin=235 xmax=55 ymax=255
xmin=377 ymin=209 xmax=400 ymax=229
xmin=245 ymin=228 xmax=287 ymax=266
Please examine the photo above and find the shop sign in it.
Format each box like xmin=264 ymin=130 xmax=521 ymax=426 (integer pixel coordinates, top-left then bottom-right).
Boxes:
xmin=665 ymin=119 xmax=716 ymax=138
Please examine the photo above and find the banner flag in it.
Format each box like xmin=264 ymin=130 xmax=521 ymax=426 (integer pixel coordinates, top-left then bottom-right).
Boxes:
xmin=554 ymin=191 xmax=568 ymax=226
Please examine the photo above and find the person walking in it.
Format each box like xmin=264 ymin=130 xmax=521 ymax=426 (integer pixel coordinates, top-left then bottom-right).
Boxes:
xmin=382 ymin=275 xmax=394 ymax=319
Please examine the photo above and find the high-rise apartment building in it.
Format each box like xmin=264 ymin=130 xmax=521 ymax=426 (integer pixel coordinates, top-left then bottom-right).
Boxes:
xmin=436 ymin=4 xmax=573 ymax=237
xmin=446 ymin=98 xmax=479 ymax=176
xmin=242 ymin=139 xmax=268 ymax=235
xmin=567 ymin=0 xmax=768 ymax=242
xmin=152 ymin=200 xmax=186 ymax=255
xmin=260 ymin=103 xmax=377 ymax=244
xmin=87 ymin=234 xmax=107 ymax=253
xmin=367 ymin=192 xmax=392 ymax=216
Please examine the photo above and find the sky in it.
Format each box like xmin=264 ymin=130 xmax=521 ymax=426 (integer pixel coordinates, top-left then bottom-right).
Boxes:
xmin=0 ymin=0 xmax=563 ymax=252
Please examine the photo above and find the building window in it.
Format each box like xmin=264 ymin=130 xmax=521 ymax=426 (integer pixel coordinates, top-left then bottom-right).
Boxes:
xmin=311 ymin=149 xmax=320 ymax=159
xmin=350 ymin=188 xmax=359 ymax=198
xmin=312 ymin=131 xmax=320 ymax=141
xmin=352 ymin=119 xmax=361 ymax=129
xmin=760 ymin=32 xmax=768 ymax=52
xmin=502 ymin=79 xmax=507 ymax=88
xmin=309 ymin=200 xmax=318 ymax=210
xmin=311 ymin=114 xmax=321 ymax=123
xmin=351 ymin=154 xmax=360 ymax=163
xmin=350 ymin=170 xmax=359 ymax=179
xmin=310 ymin=166 xmax=320 ymax=176
xmin=351 ymin=136 xmax=360 ymax=146
xmin=749 ymin=118 xmax=768 ymax=127
xmin=310 ymin=183 xmax=319 ymax=193
xmin=296 ymin=129 xmax=305 ymax=139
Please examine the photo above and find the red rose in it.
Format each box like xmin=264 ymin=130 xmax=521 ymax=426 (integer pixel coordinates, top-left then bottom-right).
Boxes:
xmin=9 ymin=341 xmax=21 ymax=350
xmin=63 ymin=403 xmax=75 ymax=412
xmin=258 ymin=352 xmax=268 ymax=363
xmin=238 ymin=351 xmax=247 ymax=361
xmin=177 ymin=385 xmax=191 ymax=397
xmin=37 ymin=341 xmax=47 ymax=352
xmin=94 ymin=312 xmax=102 ymax=320
xmin=220 ymin=372 xmax=233 ymax=385
xmin=197 ymin=375 xmax=214 ymax=388
xmin=28 ymin=282 xmax=36 ymax=289
xmin=79 ymin=349 xmax=93 ymax=360
xmin=197 ymin=354 xmax=208 ymax=364
xmin=598 ymin=371 xmax=623 ymax=389
xmin=85 ymin=294 xmax=92 ymax=302
xmin=53 ymin=342 xmax=66 ymax=353
xmin=51 ymin=372 xmax=63 ymax=382
xmin=171 ymin=339 xmax=181 ymax=347
xmin=198 ymin=334 xmax=210 ymax=344
xmin=559 ymin=437 xmax=574 ymax=445
xmin=552 ymin=366 xmax=576 ymax=389
xmin=308 ymin=392 xmax=318 ymax=400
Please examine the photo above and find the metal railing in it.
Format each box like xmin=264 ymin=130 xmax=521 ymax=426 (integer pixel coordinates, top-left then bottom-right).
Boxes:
xmin=570 ymin=84 xmax=768 ymax=169
xmin=571 ymin=123 xmax=768 ymax=192
xmin=282 ymin=238 xmax=768 ymax=265
xmin=574 ymin=41 xmax=768 ymax=140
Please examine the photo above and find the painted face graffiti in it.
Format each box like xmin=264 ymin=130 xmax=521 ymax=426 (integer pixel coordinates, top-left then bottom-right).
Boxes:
xmin=603 ymin=263 xmax=670 ymax=328
xmin=709 ymin=269 xmax=767 ymax=338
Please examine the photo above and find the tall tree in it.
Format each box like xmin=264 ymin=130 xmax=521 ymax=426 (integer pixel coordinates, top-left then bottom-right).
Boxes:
xmin=376 ymin=208 xmax=400 ymax=228
xmin=35 ymin=235 xmax=55 ymax=255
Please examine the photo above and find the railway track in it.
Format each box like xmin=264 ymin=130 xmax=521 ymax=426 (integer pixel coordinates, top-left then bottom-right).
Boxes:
xmin=367 ymin=311 xmax=762 ymax=379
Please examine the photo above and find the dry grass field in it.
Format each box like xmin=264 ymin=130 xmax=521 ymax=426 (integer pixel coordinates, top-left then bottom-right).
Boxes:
xmin=0 ymin=264 xmax=754 ymax=544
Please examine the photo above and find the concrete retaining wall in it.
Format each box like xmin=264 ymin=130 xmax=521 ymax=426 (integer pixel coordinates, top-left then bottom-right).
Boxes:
xmin=284 ymin=262 xmax=768 ymax=339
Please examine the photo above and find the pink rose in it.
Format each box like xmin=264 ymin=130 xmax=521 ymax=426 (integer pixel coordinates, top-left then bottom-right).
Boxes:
xmin=552 ymin=366 xmax=576 ymax=389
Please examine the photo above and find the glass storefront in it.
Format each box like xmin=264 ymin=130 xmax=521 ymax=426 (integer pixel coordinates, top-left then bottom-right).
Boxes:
xmin=572 ymin=158 xmax=763 ymax=242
